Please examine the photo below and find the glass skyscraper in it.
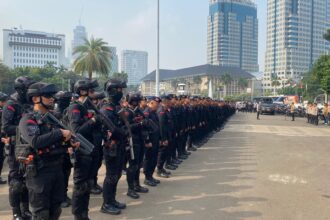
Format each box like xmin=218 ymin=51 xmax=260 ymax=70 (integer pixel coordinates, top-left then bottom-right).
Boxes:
xmin=263 ymin=0 xmax=330 ymax=90
xmin=207 ymin=0 xmax=259 ymax=73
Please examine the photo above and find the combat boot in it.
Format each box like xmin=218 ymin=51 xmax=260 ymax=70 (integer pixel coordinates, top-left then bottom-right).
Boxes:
xmin=111 ymin=200 xmax=126 ymax=209
xmin=134 ymin=185 xmax=149 ymax=193
xmin=127 ymin=188 xmax=140 ymax=199
xmin=0 ymin=176 xmax=7 ymax=184
xmin=151 ymin=177 xmax=161 ymax=184
xmin=144 ymin=178 xmax=157 ymax=187
xmin=100 ymin=203 xmax=121 ymax=215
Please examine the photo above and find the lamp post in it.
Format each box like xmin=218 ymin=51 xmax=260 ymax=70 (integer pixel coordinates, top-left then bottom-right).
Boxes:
xmin=155 ymin=0 xmax=160 ymax=96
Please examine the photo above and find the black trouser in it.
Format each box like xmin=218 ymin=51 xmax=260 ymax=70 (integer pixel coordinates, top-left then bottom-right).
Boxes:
xmin=291 ymin=112 xmax=295 ymax=121
xmin=62 ymin=154 xmax=72 ymax=199
xmin=257 ymin=111 xmax=260 ymax=119
xmin=7 ymin=146 xmax=29 ymax=216
xmin=71 ymin=153 xmax=92 ymax=217
xmin=26 ymin=162 xmax=64 ymax=220
xmin=0 ymin=143 xmax=4 ymax=177
xmin=103 ymin=145 xmax=124 ymax=204
xmin=157 ymin=144 xmax=168 ymax=170
xmin=144 ymin=139 xmax=159 ymax=179
xmin=91 ymin=135 xmax=103 ymax=186
xmin=126 ymin=142 xmax=144 ymax=189
xmin=166 ymin=139 xmax=175 ymax=164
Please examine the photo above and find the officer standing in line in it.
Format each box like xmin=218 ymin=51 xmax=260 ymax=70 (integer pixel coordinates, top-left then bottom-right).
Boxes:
xmin=124 ymin=93 xmax=150 ymax=199
xmin=2 ymin=76 xmax=35 ymax=220
xmin=19 ymin=82 xmax=76 ymax=220
xmin=67 ymin=79 xmax=98 ymax=220
xmin=142 ymin=96 xmax=161 ymax=187
xmin=156 ymin=98 xmax=171 ymax=178
xmin=89 ymin=91 xmax=106 ymax=195
xmin=0 ymin=92 xmax=9 ymax=185
xmin=86 ymin=81 xmax=104 ymax=195
xmin=99 ymin=79 xmax=127 ymax=215
xmin=54 ymin=91 xmax=73 ymax=208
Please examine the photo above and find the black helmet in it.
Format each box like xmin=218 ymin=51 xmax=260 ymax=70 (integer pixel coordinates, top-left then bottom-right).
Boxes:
xmin=74 ymin=80 xmax=90 ymax=94
xmin=91 ymin=91 xmax=105 ymax=100
xmin=0 ymin=92 xmax=9 ymax=102
xmin=55 ymin=91 xmax=72 ymax=101
xmin=104 ymin=78 xmax=127 ymax=92
xmin=127 ymin=92 xmax=143 ymax=105
xmin=89 ymin=79 xmax=99 ymax=90
xmin=14 ymin=76 xmax=36 ymax=91
xmin=27 ymin=82 xmax=58 ymax=101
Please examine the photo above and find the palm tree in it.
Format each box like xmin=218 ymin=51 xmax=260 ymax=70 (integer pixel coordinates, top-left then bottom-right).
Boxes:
xmin=271 ymin=76 xmax=281 ymax=95
xmin=238 ymin=77 xmax=248 ymax=91
xmin=73 ymin=37 xmax=111 ymax=79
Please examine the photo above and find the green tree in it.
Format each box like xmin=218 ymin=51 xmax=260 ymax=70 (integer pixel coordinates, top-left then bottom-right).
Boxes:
xmin=111 ymin=71 xmax=128 ymax=83
xmin=171 ymin=79 xmax=179 ymax=90
xmin=0 ymin=62 xmax=17 ymax=94
xmin=238 ymin=77 xmax=248 ymax=90
xmin=73 ymin=37 xmax=111 ymax=79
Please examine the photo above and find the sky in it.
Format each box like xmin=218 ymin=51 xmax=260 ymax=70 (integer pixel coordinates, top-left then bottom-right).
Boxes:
xmin=0 ymin=0 xmax=267 ymax=72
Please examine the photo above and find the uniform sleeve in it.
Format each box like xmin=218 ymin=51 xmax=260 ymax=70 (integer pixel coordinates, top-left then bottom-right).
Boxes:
xmin=19 ymin=116 xmax=63 ymax=150
xmin=68 ymin=104 xmax=94 ymax=136
xmin=157 ymin=108 xmax=168 ymax=141
xmin=1 ymin=104 xmax=17 ymax=136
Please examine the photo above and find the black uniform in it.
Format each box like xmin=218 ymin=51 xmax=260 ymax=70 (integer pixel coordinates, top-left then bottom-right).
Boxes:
xmin=19 ymin=111 xmax=66 ymax=219
xmin=156 ymin=104 xmax=170 ymax=174
xmin=0 ymin=104 xmax=6 ymax=183
xmin=100 ymin=102 xmax=126 ymax=208
xmin=1 ymin=95 xmax=30 ymax=218
xmin=143 ymin=107 xmax=160 ymax=182
xmin=124 ymin=106 xmax=150 ymax=196
xmin=67 ymin=100 xmax=95 ymax=219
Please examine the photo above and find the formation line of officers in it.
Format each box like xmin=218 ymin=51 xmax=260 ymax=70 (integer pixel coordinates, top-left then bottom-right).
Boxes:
xmin=0 ymin=76 xmax=235 ymax=220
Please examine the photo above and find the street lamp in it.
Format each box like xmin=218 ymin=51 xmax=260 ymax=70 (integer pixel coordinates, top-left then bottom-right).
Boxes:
xmin=155 ymin=0 xmax=160 ymax=96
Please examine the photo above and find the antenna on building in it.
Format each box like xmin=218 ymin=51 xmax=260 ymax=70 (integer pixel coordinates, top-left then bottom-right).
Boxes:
xmin=79 ymin=0 xmax=84 ymax=25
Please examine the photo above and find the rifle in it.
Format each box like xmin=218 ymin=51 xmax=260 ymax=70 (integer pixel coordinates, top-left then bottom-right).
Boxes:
xmin=83 ymin=97 xmax=122 ymax=136
xmin=42 ymin=112 xmax=95 ymax=155
xmin=117 ymin=108 xmax=135 ymax=160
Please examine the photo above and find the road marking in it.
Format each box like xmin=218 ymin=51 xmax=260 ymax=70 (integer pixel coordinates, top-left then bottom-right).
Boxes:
xmin=268 ymin=174 xmax=307 ymax=184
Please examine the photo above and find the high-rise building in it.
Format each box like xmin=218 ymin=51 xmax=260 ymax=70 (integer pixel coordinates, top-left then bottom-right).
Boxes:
xmin=207 ymin=0 xmax=259 ymax=73
xmin=263 ymin=0 xmax=330 ymax=91
xmin=71 ymin=25 xmax=87 ymax=62
xmin=121 ymin=50 xmax=148 ymax=85
xmin=3 ymin=28 xmax=66 ymax=69
xmin=108 ymin=46 xmax=118 ymax=75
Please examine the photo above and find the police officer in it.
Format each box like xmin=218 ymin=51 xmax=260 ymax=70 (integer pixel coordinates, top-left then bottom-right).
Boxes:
xmin=89 ymin=91 xmax=106 ymax=195
xmin=19 ymin=82 xmax=75 ymax=220
xmin=54 ymin=91 xmax=73 ymax=208
xmin=100 ymin=78 xmax=127 ymax=215
xmin=2 ymin=76 xmax=35 ymax=220
xmin=0 ymin=92 xmax=9 ymax=184
xmin=124 ymin=92 xmax=150 ymax=199
xmin=67 ymin=79 xmax=98 ymax=220
xmin=143 ymin=96 xmax=161 ymax=187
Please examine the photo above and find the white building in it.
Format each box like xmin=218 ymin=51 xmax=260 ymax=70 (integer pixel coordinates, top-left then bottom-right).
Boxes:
xmin=207 ymin=0 xmax=259 ymax=73
xmin=71 ymin=25 xmax=87 ymax=62
xmin=121 ymin=50 xmax=148 ymax=85
xmin=109 ymin=46 xmax=118 ymax=75
xmin=263 ymin=0 xmax=330 ymax=92
xmin=3 ymin=28 xmax=66 ymax=69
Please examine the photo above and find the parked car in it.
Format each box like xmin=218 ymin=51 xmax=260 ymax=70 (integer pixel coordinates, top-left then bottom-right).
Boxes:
xmin=260 ymin=97 xmax=275 ymax=115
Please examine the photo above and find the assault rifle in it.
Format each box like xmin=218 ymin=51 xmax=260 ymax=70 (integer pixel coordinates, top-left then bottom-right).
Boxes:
xmin=42 ymin=112 xmax=95 ymax=155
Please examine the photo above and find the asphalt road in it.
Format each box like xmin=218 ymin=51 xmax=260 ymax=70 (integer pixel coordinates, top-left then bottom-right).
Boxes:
xmin=1 ymin=112 xmax=330 ymax=219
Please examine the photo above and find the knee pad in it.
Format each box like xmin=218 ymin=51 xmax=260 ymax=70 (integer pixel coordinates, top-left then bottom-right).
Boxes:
xmin=49 ymin=207 xmax=61 ymax=220
xmin=36 ymin=209 xmax=50 ymax=220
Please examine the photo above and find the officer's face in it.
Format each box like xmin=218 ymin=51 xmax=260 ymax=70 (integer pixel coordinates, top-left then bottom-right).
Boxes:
xmin=148 ymin=100 xmax=158 ymax=111
xmin=88 ymin=89 xmax=95 ymax=98
xmin=80 ymin=90 xmax=88 ymax=96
